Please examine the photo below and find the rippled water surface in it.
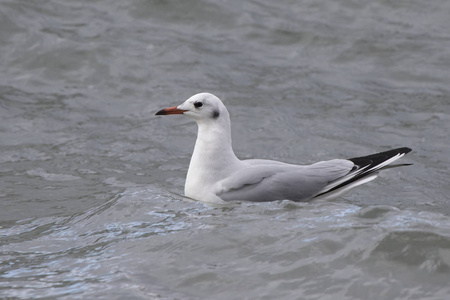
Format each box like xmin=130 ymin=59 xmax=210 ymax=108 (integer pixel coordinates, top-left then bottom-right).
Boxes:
xmin=1 ymin=0 xmax=450 ymax=299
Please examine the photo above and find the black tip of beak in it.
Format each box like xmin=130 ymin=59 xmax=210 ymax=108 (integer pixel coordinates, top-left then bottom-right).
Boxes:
xmin=155 ymin=109 xmax=166 ymax=116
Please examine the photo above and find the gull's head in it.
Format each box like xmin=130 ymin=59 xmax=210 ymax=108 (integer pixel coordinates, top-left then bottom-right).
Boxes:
xmin=155 ymin=93 xmax=227 ymax=123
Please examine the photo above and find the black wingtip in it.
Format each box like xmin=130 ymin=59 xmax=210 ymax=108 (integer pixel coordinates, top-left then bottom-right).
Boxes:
xmin=349 ymin=147 xmax=412 ymax=163
xmin=396 ymin=147 xmax=412 ymax=154
xmin=380 ymin=163 xmax=413 ymax=170
xmin=314 ymin=147 xmax=413 ymax=199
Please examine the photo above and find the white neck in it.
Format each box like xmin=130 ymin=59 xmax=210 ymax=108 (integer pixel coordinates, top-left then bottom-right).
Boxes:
xmin=185 ymin=111 xmax=241 ymax=197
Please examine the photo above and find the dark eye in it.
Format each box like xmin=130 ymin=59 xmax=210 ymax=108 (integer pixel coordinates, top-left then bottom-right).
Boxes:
xmin=194 ymin=102 xmax=203 ymax=108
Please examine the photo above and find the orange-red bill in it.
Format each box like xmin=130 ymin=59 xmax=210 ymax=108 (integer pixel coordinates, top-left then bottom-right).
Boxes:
xmin=155 ymin=106 xmax=187 ymax=115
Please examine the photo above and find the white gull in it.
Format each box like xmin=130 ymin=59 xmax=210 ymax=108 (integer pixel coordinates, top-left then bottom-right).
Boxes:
xmin=156 ymin=93 xmax=411 ymax=203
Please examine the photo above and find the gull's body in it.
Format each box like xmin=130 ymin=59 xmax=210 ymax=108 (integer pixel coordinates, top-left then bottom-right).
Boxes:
xmin=156 ymin=93 xmax=411 ymax=203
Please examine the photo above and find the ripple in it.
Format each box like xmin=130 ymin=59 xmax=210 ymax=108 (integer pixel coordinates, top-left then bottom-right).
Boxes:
xmin=369 ymin=230 xmax=450 ymax=273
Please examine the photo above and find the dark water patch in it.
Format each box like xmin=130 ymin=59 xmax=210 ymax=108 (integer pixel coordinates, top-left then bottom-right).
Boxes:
xmin=369 ymin=230 xmax=450 ymax=273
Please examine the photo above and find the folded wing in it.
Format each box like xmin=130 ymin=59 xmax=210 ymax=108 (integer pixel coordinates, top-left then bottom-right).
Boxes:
xmin=216 ymin=159 xmax=354 ymax=202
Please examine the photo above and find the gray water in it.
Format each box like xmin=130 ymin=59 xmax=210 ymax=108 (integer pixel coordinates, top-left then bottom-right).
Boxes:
xmin=1 ymin=0 xmax=450 ymax=299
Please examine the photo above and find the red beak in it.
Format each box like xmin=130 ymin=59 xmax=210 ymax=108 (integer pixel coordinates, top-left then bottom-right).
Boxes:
xmin=155 ymin=106 xmax=187 ymax=115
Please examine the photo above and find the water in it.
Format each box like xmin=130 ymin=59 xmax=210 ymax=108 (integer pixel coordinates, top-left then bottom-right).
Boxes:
xmin=1 ymin=0 xmax=449 ymax=299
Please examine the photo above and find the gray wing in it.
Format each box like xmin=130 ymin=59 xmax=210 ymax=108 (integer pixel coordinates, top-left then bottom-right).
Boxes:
xmin=215 ymin=159 xmax=354 ymax=202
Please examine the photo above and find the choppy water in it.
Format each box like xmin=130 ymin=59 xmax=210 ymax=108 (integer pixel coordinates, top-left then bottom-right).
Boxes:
xmin=1 ymin=0 xmax=450 ymax=299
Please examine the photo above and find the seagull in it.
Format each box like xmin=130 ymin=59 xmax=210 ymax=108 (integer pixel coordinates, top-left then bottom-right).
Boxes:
xmin=156 ymin=93 xmax=412 ymax=203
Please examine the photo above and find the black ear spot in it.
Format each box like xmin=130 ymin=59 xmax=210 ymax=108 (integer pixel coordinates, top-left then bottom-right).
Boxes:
xmin=212 ymin=110 xmax=220 ymax=119
xmin=194 ymin=102 xmax=203 ymax=108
